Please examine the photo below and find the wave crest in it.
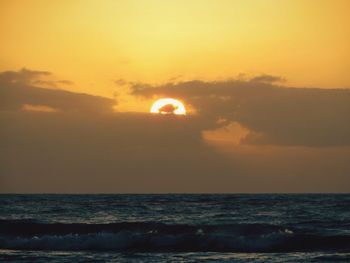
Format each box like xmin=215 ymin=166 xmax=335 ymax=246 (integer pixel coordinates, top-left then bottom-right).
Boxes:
xmin=0 ymin=220 xmax=349 ymax=252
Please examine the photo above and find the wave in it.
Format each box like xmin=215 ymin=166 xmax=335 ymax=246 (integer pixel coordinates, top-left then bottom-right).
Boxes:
xmin=0 ymin=219 xmax=349 ymax=252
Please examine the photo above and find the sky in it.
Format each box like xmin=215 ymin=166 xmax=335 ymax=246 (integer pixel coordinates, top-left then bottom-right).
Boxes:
xmin=1 ymin=0 xmax=350 ymax=193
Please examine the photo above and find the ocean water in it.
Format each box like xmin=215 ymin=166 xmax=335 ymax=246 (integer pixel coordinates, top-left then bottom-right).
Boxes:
xmin=0 ymin=194 xmax=349 ymax=262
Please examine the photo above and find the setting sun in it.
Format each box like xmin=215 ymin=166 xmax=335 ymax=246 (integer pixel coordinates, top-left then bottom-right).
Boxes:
xmin=1 ymin=1 xmax=350 ymax=259
xmin=150 ymin=98 xmax=186 ymax=115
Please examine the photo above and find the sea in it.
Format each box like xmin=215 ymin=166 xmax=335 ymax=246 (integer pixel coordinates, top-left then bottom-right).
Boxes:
xmin=0 ymin=194 xmax=349 ymax=262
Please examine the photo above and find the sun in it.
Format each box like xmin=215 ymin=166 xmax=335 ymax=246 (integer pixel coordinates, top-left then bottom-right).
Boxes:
xmin=150 ymin=98 xmax=186 ymax=115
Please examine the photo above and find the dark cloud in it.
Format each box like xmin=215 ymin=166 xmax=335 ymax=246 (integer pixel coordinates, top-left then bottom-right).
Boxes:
xmin=250 ymin=74 xmax=285 ymax=83
xmin=1 ymin=109 xmax=349 ymax=193
xmin=158 ymin=104 xmax=177 ymax=114
xmin=0 ymin=110 xmax=233 ymax=193
xmin=33 ymin=79 xmax=74 ymax=88
xmin=0 ymin=69 xmax=115 ymax=113
xmin=131 ymin=79 xmax=350 ymax=147
xmin=1 ymin=69 xmax=350 ymax=193
xmin=0 ymin=68 xmax=74 ymax=88
xmin=0 ymin=69 xmax=226 ymax=192
xmin=0 ymin=68 xmax=51 ymax=85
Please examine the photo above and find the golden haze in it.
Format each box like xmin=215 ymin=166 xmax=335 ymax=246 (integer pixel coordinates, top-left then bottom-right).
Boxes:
xmin=0 ymin=0 xmax=349 ymax=111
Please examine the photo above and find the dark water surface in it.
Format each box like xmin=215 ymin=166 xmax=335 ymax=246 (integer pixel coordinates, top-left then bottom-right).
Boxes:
xmin=0 ymin=194 xmax=349 ymax=262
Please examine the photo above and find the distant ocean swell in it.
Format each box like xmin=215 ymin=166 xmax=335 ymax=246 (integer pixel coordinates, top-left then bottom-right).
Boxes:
xmin=1 ymin=219 xmax=349 ymax=252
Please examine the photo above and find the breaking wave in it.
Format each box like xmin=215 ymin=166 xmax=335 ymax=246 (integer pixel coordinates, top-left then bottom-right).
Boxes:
xmin=0 ymin=219 xmax=349 ymax=252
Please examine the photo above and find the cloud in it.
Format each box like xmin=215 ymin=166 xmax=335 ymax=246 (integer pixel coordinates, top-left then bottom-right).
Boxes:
xmin=0 ymin=69 xmax=226 ymax=192
xmin=131 ymin=78 xmax=350 ymax=147
xmin=1 ymin=69 xmax=350 ymax=193
xmin=0 ymin=69 xmax=115 ymax=113
xmin=0 ymin=68 xmax=74 ymax=88
xmin=33 ymin=79 xmax=74 ymax=88
xmin=1 ymin=109 xmax=349 ymax=193
xmin=0 ymin=110 xmax=233 ymax=193
xmin=250 ymin=74 xmax=285 ymax=83
xmin=0 ymin=68 xmax=51 ymax=85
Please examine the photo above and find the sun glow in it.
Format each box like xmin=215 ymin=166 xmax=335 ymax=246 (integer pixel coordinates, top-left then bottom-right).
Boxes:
xmin=150 ymin=98 xmax=186 ymax=115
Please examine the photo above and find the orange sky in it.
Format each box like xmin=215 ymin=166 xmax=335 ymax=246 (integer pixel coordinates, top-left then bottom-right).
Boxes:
xmin=1 ymin=0 xmax=350 ymax=107
xmin=1 ymin=1 xmax=350 ymax=193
